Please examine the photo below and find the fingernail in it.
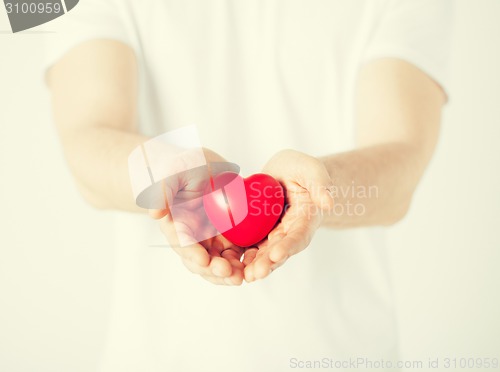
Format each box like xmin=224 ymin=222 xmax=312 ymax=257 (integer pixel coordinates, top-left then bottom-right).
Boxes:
xmin=244 ymin=270 xmax=254 ymax=283
xmin=224 ymin=278 xmax=234 ymax=285
xmin=213 ymin=267 xmax=224 ymax=277
xmin=269 ymin=248 xmax=285 ymax=263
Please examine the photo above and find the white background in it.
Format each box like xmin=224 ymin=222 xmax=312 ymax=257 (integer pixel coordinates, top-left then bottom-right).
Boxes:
xmin=1 ymin=1 xmax=499 ymax=371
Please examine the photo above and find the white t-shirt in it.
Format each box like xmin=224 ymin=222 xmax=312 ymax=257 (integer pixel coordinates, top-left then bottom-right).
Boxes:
xmin=44 ymin=1 xmax=453 ymax=371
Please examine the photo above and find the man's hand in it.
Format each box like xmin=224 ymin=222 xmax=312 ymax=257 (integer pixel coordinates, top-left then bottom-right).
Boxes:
xmin=159 ymin=215 xmax=245 ymax=286
xmin=150 ymin=148 xmax=245 ymax=286
xmin=244 ymin=149 xmax=335 ymax=282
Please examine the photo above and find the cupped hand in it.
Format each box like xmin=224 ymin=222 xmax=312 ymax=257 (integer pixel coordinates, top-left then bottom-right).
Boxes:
xmin=244 ymin=149 xmax=335 ymax=282
xmin=150 ymin=148 xmax=245 ymax=286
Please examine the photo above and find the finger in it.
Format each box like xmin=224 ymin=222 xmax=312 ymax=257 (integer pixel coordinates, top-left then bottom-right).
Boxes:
xmin=174 ymin=243 xmax=211 ymax=267
xmin=182 ymin=257 xmax=229 ymax=285
xmin=215 ymin=237 xmax=245 ymax=284
xmin=244 ymin=240 xmax=275 ymax=282
xmin=221 ymin=248 xmax=245 ymax=271
xmin=157 ymin=204 xmax=238 ymax=285
xmin=182 ymin=257 xmax=208 ymax=275
xmin=248 ymin=235 xmax=297 ymax=282
xmin=209 ymin=256 xmax=232 ymax=278
xmin=270 ymin=256 xmax=287 ymax=271
xmin=149 ymin=209 xmax=169 ymax=219
xmin=148 ymin=179 xmax=176 ymax=218
xmin=206 ymin=239 xmax=236 ymax=278
xmin=182 ymin=256 xmax=238 ymax=285
xmin=245 ymin=213 xmax=314 ymax=282
xmin=268 ymin=222 xmax=312 ymax=262
xmin=220 ymin=248 xmax=245 ymax=285
xmin=242 ymin=247 xmax=259 ymax=267
xmin=200 ymin=274 xmax=232 ymax=286
xmin=219 ymin=235 xmax=245 ymax=252
xmin=248 ymin=249 xmax=274 ymax=281
xmin=160 ymin=218 xmax=211 ymax=267
xmin=268 ymin=229 xmax=286 ymax=243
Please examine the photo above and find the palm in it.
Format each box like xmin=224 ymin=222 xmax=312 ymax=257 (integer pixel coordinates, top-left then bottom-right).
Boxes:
xmin=243 ymin=180 xmax=322 ymax=281
xmin=243 ymin=149 xmax=333 ymax=282
xmin=157 ymin=153 xmax=245 ymax=285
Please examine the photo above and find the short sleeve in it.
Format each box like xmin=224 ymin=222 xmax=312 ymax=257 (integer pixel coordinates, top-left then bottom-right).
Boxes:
xmin=363 ymin=0 xmax=454 ymax=98
xmin=42 ymin=0 xmax=132 ymax=74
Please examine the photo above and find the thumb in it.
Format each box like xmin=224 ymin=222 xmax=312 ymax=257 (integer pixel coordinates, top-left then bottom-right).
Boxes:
xmin=148 ymin=179 xmax=175 ymax=219
xmin=149 ymin=208 xmax=169 ymax=219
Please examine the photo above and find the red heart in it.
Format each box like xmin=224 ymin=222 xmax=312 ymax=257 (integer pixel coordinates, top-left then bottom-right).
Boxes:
xmin=203 ymin=172 xmax=285 ymax=247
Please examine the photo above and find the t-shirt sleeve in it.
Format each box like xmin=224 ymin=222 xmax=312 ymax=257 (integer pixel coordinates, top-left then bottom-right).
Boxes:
xmin=43 ymin=0 xmax=133 ymax=74
xmin=362 ymin=0 xmax=454 ymax=97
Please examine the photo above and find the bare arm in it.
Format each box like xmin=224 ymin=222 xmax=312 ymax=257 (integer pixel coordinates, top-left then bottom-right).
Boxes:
xmin=245 ymin=58 xmax=446 ymax=281
xmin=47 ymin=39 xmax=146 ymax=212
xmin=321 ymin=58 xmax=445 ymax=227
xmin=48 ymin=40 xmax=245 ymax=285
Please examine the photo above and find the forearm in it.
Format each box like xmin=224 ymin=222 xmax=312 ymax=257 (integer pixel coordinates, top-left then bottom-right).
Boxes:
xmin=320 ymin=141 xmax=430 ymax=228
xmin=59 ymin=125 xmax=148 ymax=213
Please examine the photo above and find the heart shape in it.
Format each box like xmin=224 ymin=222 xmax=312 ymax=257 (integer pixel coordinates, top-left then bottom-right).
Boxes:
xmin=203 ymin=172 xmax=284 ymax=247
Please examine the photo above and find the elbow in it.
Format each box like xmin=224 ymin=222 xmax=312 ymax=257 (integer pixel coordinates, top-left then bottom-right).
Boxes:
xmin=75 ymin=182 xmax=113 ymax=210
xmin=382 ymin=196 xmax=412 ymax=226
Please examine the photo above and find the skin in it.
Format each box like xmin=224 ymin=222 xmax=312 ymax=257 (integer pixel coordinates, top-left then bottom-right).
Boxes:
xmin=47 ymin=40 xmax=445 ymax=285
